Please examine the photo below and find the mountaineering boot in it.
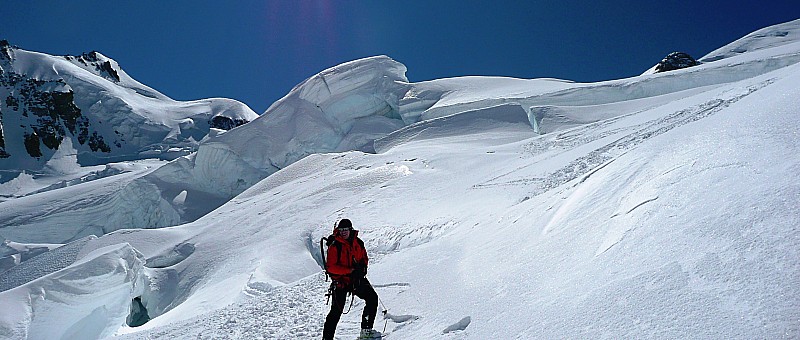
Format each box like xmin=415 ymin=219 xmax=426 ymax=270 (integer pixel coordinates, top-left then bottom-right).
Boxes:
xmin=358 ymin=328 xmax=382 ymax=339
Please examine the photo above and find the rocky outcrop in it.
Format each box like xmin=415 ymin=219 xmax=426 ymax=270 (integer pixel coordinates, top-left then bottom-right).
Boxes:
xmin=209 ymin=115 xmax=249 ymax=130
xmin=0 ymin=107 xmax=7 ymax=159
xmin=63 ymin=51 xmax=121 ymax=82
xmin=0 ymin=40 xmax=12 ymax=61
xmin=1 ymin=69 xmax=95 ymax=158
xmin=655 ymin=52 xmax=700 ymax=73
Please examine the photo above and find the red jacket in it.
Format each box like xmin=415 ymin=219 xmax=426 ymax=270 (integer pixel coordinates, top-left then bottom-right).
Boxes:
xmin=326 ymin=230 xmax=368 ymax=285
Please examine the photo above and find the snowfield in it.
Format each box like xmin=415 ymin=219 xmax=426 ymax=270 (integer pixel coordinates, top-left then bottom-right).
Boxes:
xmin=1 ymin=19 xmax=799 ymax=339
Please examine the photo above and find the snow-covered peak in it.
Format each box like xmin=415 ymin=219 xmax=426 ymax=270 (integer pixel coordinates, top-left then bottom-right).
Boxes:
xmin=61 ymin=50 xmax=168 ymax=100
xmin=0 ymin=42 xmax=259 ymax=175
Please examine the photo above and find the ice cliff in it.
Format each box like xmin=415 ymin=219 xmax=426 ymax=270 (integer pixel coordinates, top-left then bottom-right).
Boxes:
xmin=0 ymin=242 xmax=145 ymax=339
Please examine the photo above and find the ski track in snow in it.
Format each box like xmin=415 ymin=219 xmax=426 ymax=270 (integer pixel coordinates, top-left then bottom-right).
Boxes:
xmin=473 ymin=78 xmax=775 ymax=199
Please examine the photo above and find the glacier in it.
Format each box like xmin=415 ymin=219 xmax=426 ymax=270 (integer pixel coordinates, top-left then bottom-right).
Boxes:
xmin=9 ymin=30 xmax=800 ymax=243
xmin=0 ymin=18 xmax=799 ymax=340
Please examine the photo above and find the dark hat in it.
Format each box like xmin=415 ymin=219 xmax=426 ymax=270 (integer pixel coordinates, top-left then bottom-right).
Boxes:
xmin=336 ymin=218 xmax=353 ymax=230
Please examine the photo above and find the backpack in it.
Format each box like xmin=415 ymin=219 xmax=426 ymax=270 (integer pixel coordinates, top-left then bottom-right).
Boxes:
xmin=320 ymin=234 xmax=342 ymax=281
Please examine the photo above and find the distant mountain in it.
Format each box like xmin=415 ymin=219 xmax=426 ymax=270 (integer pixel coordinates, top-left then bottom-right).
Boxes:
xmin=0 ymin=40 xmax=258 ymax=175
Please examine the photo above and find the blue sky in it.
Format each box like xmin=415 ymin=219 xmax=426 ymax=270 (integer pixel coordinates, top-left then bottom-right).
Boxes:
xmin=2 ymin=1 xmax=798 ymax=113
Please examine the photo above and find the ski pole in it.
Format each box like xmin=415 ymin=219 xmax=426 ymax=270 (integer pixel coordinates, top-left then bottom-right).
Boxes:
xmin=377 ymin=295 xmax=389 ymax=333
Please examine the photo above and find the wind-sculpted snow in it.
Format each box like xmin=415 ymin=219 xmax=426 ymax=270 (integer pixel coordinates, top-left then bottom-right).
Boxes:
xmin=374 ymin=103 xmax=533 ymax=153
xmin=0 ymin=243 xmax=145 ymax=340
xmin=0 ymin=236 xmax=95 ymax=292
xmin=477 ymin=78 xmax=777 ymax=198
xmin=111 ymin=56 xmax=413 ymax=229
xmin=0 ymin=160 xmax=178 ymax=244
xmin=202 ymin=55 xmax=410 ymax=173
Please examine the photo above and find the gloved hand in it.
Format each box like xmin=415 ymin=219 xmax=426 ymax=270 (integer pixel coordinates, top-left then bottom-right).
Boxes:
xmin=351 ymin=264 xmax=367 ymax=279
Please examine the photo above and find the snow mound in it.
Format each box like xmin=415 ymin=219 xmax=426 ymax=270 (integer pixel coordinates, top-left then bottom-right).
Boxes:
xmin=210 ymin=55 xmax=410 ymax=172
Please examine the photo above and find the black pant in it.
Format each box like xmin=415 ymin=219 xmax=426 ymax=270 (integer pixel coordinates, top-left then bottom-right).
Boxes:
xmin=322 ymin=278 xmax=378 ymax=340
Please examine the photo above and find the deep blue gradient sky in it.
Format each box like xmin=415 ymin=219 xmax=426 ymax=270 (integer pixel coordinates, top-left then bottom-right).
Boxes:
xmin=3 ymin=1 xmax=798 ymax=113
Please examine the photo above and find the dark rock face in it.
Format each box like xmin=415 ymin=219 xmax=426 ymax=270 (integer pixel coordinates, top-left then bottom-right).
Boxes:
xmin=655 ymin=52 xmax=700 ymax=73
xmin=0 ymin=107 xmax=7 ymax=158
xmin=12 ymin=79 xmax=92 ymax=157
xmin=0 ymin=40 xmax=12 ymax=61
xmin=209 ymin=115 xmax=249 ymax=130
xmin=1 ymin=44 xmax=107 ymax=159
xmin=88 ymin=131 xmax=110 ymax=152
xmin=23 ymin=131 xmax=42 ymax=158
xmin=63 ymin=51 xmax=121 ymax=82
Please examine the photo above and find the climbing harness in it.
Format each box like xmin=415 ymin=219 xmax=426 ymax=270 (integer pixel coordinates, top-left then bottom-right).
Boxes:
xmin=325 ymin=281 xmax=356 ymax=314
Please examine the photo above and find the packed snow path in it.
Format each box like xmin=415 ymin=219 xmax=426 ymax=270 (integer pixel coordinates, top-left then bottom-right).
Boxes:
xmin=114 ymin=273 xmax=420 ymax=339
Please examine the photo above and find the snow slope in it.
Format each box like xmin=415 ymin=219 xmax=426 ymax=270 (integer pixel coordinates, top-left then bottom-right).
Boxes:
xmin=1 ymin=19 xmax=800 ymax=339
xmin=9 ymin=17 xmax=800 ymax=243
xmin=0 ymin=160 xmax=170 ymax=244
xmin=117 ymin=59 xmax=800 ymax=338
xmin=701 ymin=18 xmax=800 ymax=62
xmin=15 ymin=32 xmax=800 ymax=243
